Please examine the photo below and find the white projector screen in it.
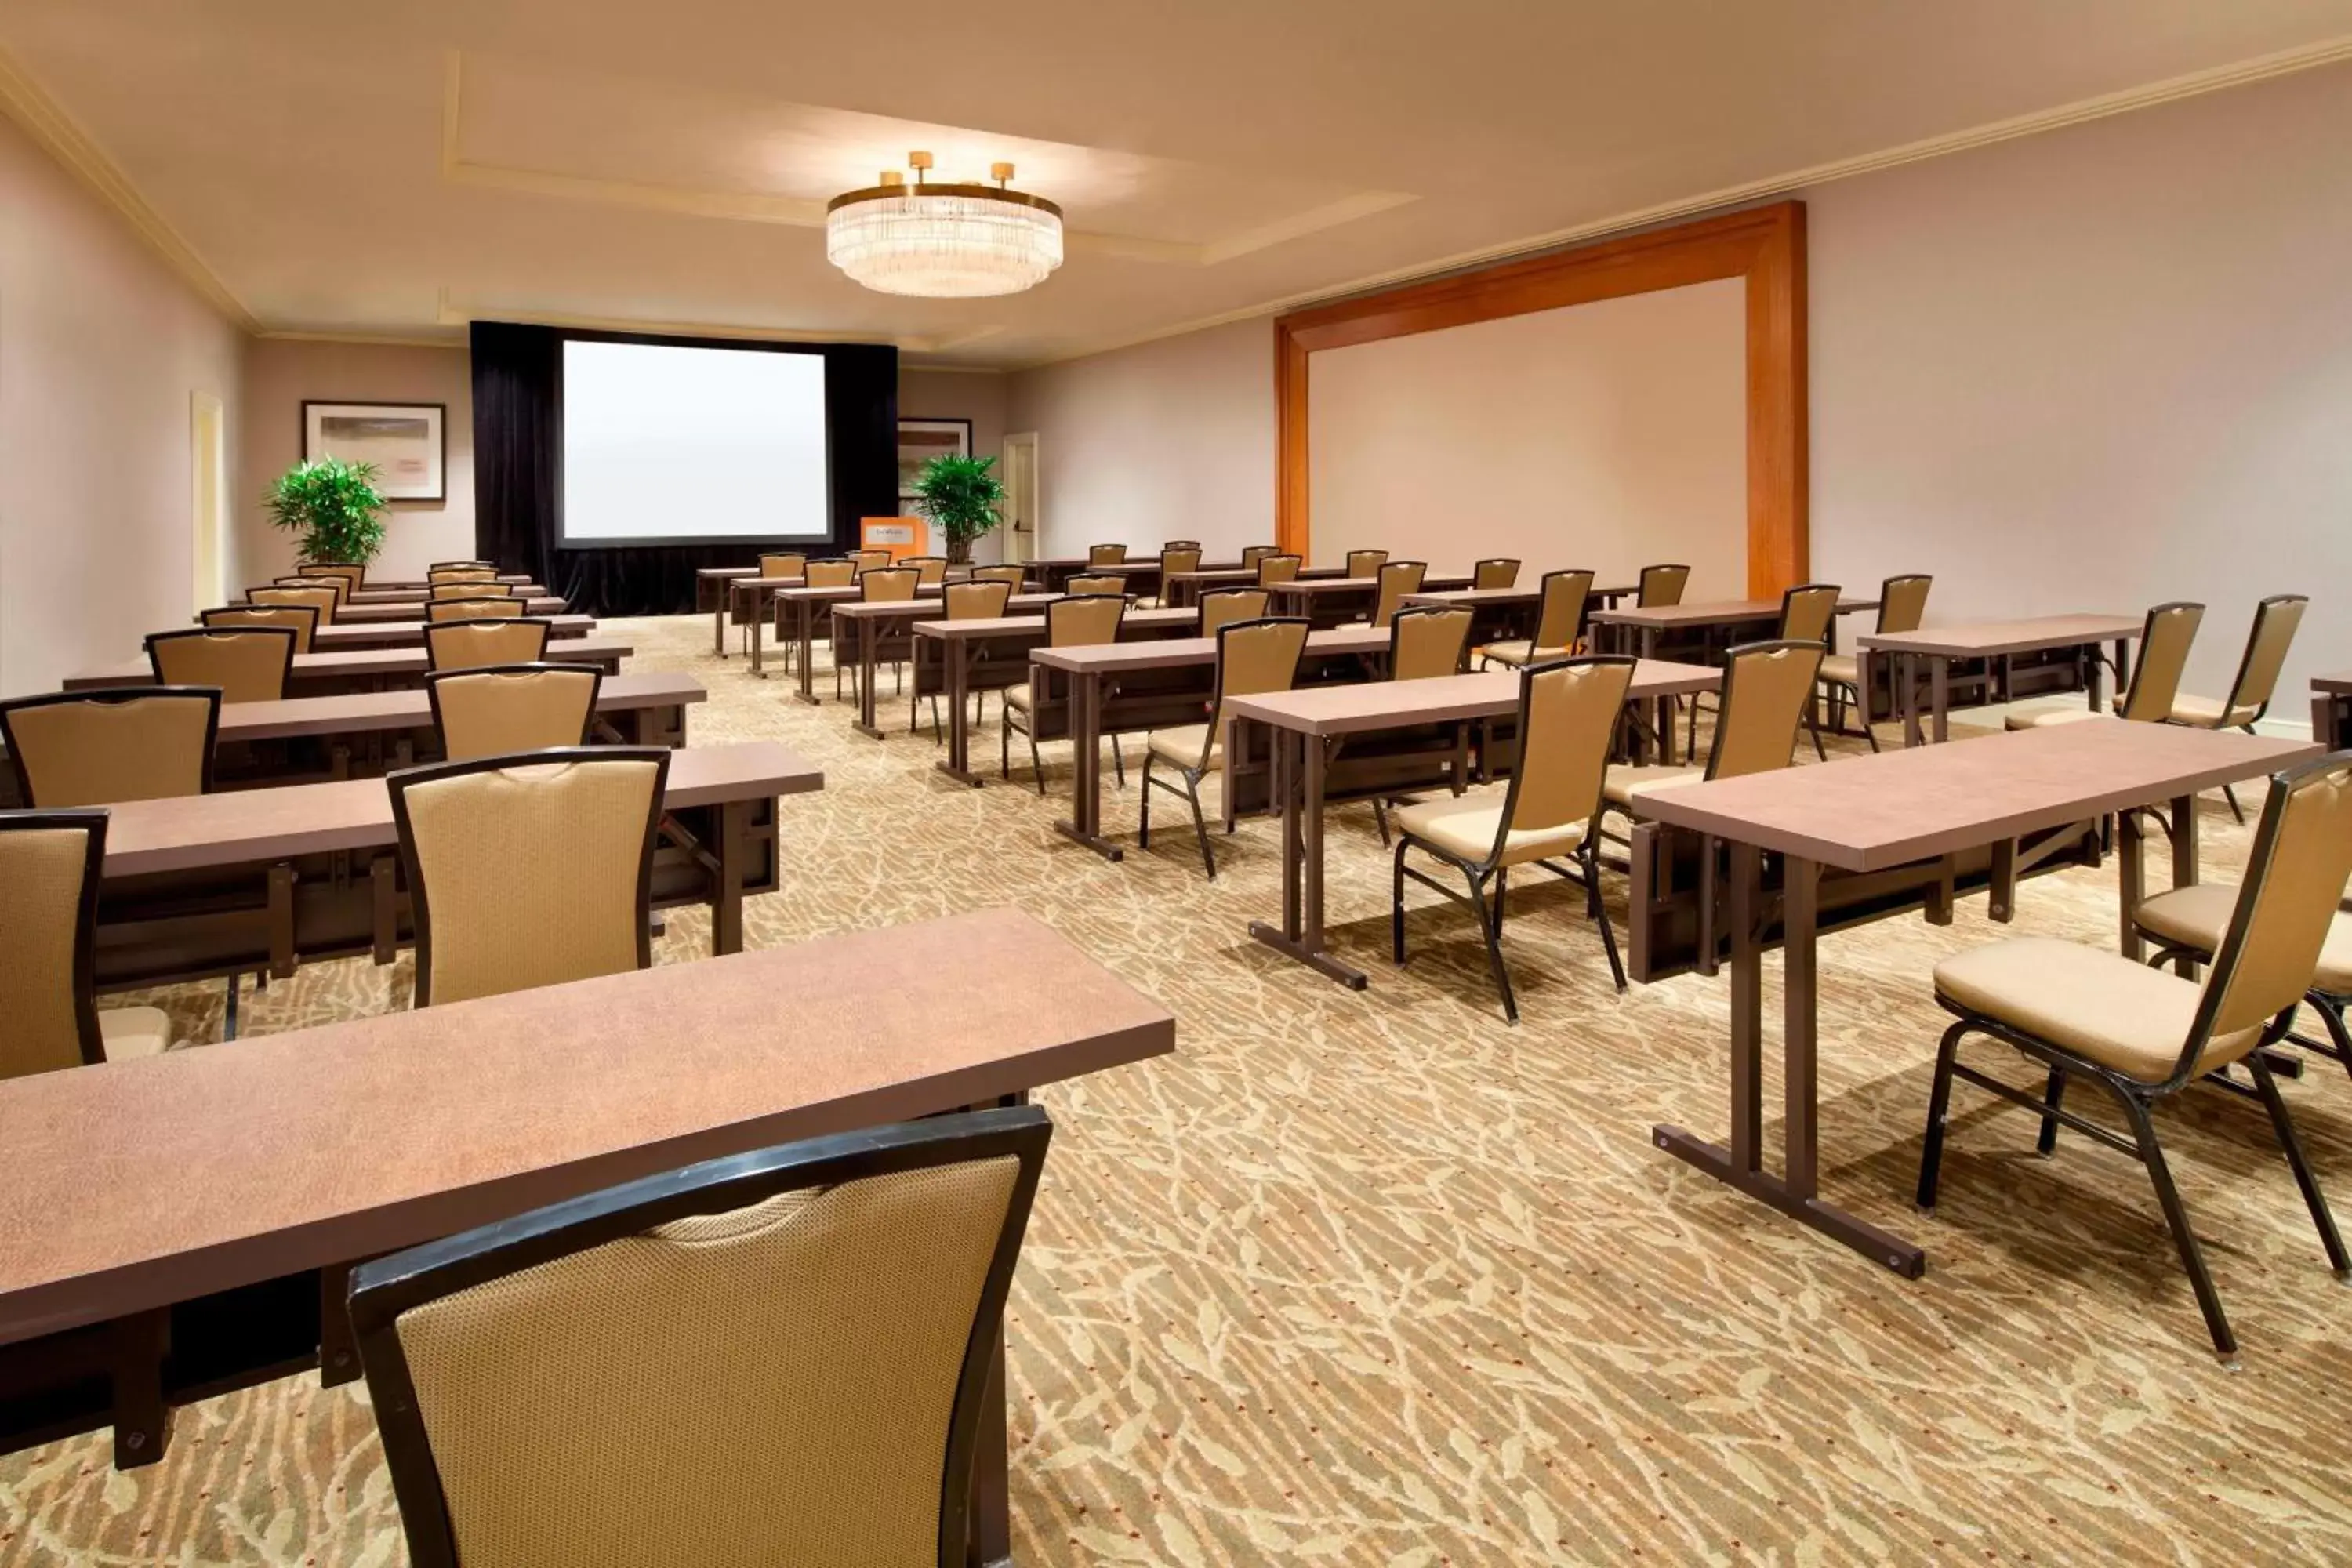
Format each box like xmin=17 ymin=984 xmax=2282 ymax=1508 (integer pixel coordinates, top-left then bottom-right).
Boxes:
xmin=560 ymin=339 xmax=832 ymax=546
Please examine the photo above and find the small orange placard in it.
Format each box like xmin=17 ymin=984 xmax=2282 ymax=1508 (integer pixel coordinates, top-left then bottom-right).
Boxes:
xmin=858 ymin=516 xmax=930 ymax=561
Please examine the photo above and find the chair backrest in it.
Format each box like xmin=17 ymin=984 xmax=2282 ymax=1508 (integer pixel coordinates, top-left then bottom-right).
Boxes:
xmin=278 ymin=575 xmax=350 ymax=607
xmin=431 ymin=560 xmax=494 ymax=572
xmin=1369 ymin=561 xmax=1428 ymax=630
xmin=1162 ymin=539 xmax=1201 ymax=550
xmin=0 ymin=808 xmax=110 ymax=1079
xmin=2118 ymin=601 xmax=2205 ymax=723
xmin=1390 ymin=605 xmax=1474 ymax=681
xmin=147 ymin=626 xmax=295 ymax=703
xmin=1778 ymin=583 xmax=1842 ymax=645
xmin=758 ymin=554 xmax=808 ymax=581
xmin=1240 ymin=545 xmax=1278 ymax=568
xmin=350 ymin=1106 xmax=1052 ymax=1568
xmin=1637 ymin=564 xmax=1690 ymax=608
xmin=1046 ymin=593 xmax=1126 ymax=648
xmin=1087 ymin=543 xmax=1127 ymax=566
xmin=1255 ymin=554 xmax=1301 ymax=586
xmin=1206 ymin=619 xmax=1312 ymax=755
xmin=298 ymin=562 xmax=367 ymax=594
xmin=0 ymin=688 xmax=220 ymax=807
xmin=432 ymin=580 xmax=515 ymax=601
xmin=1159 ymin=546 xmax=1203 ymax=579
xmin=1875 ymin=575 xmax=1933 ymax=636
xmin=848 ymin=550 xmax=892 ymax=576
xmin=1197 ymin=588 xmax=1270 ymax=640
xmin=2218 ymin=593 xmax=2307 ymax=722
xmin=1703 ymin=641 xmax=1826 ymax=780
xmin=426 ymin=665 xmax=602 ymax=764
xmin=426 ymin=619 xmax=554 ymax=672
xmin=969 ymin=564 xmax=1025 ymax=586
xmin=860 ymin=568 xmax=920 ymax=603
xmin=389 ymin=748 xmax=668 ymax=1007
xmin=251 ymin=584 xmax=339 ymax=626
xmin=1473 ymin=558 xmax=1521 ymax=590
xmin=430 ymin=567 xmax=498 ymax=586
xmin=942 ymin=580 xmax=1014 ymax=620
xmin=429 ymin=597 xmax=527 ymax=622
xmin=204 ymin=602 xmax=319 ymax=655
xmin=2180 ymin=756 xmax=2352 ymax=1080
xmin=904 ymin=556 xmax=948 ymax=587
xmin=1064 ymin=575 xmax=1126 ymax=597
xmin=1531 ymin=568 xmax=1595 ymax=651
xmin=1493 ymin=657 xmax=1636 ymax=848
xmin=1344 ymin=549 xmax=1388 ymax=579
xmin=804 ymin=559 xmax=858 ymax=589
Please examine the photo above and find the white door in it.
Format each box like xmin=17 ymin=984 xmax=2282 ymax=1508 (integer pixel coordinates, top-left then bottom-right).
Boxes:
xmin=191 ymin=390 xmax=228 ymax=615
xmin=1001 ymin=432 xmax=1038 ymax=565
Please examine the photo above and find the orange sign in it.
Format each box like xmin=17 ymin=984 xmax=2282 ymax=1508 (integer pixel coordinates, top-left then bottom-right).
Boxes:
xmin=858 ymin=516 xmax=930 ymax=561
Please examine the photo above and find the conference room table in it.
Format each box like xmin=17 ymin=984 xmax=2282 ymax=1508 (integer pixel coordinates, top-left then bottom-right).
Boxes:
xmin=294 ymin=613 xmax=594 ymax=652
xmin=90 ymin=739 xmax=818 ymax=991
xmin=699 ymin=564 xmax=760 ymax=652
xmin=1629 ymin=719 xmax=2315 ymax=1278
xmin=305 ymin=595 xmax=564 ymax=623
xmin=1588 ymin=595 xmax=1877 ymax=660
xmin=363 ymin=574 xmax=533 ymax=592
xmin=1265 ymin=572 xmax=1475 ymax=628
xmin=832 ymin=594 xmax=1065 ymax=739
xmin=1159 ymin=564 xmax=1346 ymax=608
xmin=2314 ymin=673 xmax=2352 ymax=751
xmin=1223 ymin=660 xmax=1723 ymax=987
xmin=1400 ymin=583 xmax=1638 ymax=645
xmin=64 ymin=637 xmax=633 ymax=697
xmin=0 ymin=905 xmax=1174 ymax=1568
xmin=1857 ymin=614 xmax=2143 ymax=745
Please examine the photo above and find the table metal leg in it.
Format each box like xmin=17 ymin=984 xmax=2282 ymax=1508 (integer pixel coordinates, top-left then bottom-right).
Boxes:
xmin=2169 ymin=792 xmax=2198 ymax=895
xmin=855 ymin=619 xmax=887 ymax=740
xmin=2117 ymin=806 xmax=2146 ymax=961
xmin=749 ymin=591 xmax=769 ymax=677
xmin=794 ymin=601 xmax=821 ymax=706
xmin=1053 ymin=670 xmax=1123 ymax=861
xmin=712 ymin=799 xmax=751 ymax=955
xmin=1930 ymin=655 xmax=1950 ymax=743
xmin=937 ymin=639 xmax=984 ymax=787
xmin=1250 ymin=726 xmax=1369 ymax=988
xmin=713 ymin=592 xmax=728 ymax=657
xmin=1900 ymin=654 xmax=1923 ymax=748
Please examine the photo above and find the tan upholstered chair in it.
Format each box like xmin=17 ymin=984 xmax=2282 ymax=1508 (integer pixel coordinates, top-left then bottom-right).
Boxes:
xmin=1141 ymin=616 xmax=1309 ymax=878
xmin=970 ymin=564 xmax=1025 ymax=587
xmin=146 ymin=626 xmax=295 ymax=703
xmin=278 ymin=575 xmax=351 ymax=608
xmin=1156 ymin=546 xmax=1203 ymax=607
xmin=251 ymin=584 xmax=339 ymax=626
xmin=2170 ymin=594 xmax=2306 ymax=822
xmin=1819 ymin=574 xmax=1931 ymax=753
xmin=1240 ymin=545 xmax=1279 ymax=569
xmin=1603 ymin=640 xmax=1824 ymax=818
xmin=1473 ymin=558 xmax=1521 ymax=590
xmin=0 ymin=809 xmax=172 ymax=1078
xmin=430 ymin=560 xmax=494 ymax=572
xmin=430 ymin=567 xmax=498 ymax=586
xmin=350 ymin=1105 xmax=1052 ymax=1568
xmin=861 ymin=568 xmax=920 ymax=601
xmin=1197 ymin=588 xmax=1270 ymax=640
xmin=1004 ymin=593 xmax=1127 ymax=790
xmin=1637 ymin=564 xmax=1690 ymax=608
xmin=801 ymin=559 xmax=855 ymax=589
xmin=1391 ymin=656 xmax=1636 ymax=1018
xmin=1368 ymin=561 xmax=1428 ymax=630
xmin=205 ymin=602 xmax=320 ymax=654
xmin=298 ymin=562 xmax=367 ymax=595
xmin=1064 ymin=574 xmax=1126 ymax=597
xmin=758 ymin=553 xmax=808 ymax=581
xmin=427 ymin=619 xmax=554 ymax=671
xmin=1255 ymin=554 xmax=1301 ymax=587
xmin=1345 ymin=549 xmax=1388 ymax=580
xmin=389 ymin=748 xmax=668 ymax=1007
xmin=904 ymin=556 xmax=949 ymax=587
xmin=427 ymin=665 xmax=601 ymax=764
xmin=848 ymin=550 xmax=893 ymax=577
xmin=836 ymin=568 xmax=922 ymax=702
xmin=2136 ymin=874 xmax=2352 ymax=1090
xmin=2006 ymin=601 xmax=2203 ymax=731
xmin=1162 ymin=539 xmax=1201 ymax=550
xmin=920 ymin=580 xmax=1017 ymax=739
xmin=1390 ymin=604 xmax=1474 ymax=681
xmin=432 ymin=580 xmax=517 ymax=601
xmin=1918 ymin=754 xmax=2352 ymax=1362
xmin=1087 ymin=543 xmax=1127 ymax=566
xmin=429 ymin=597 xmax=528 ymax=622
xmin=1687 ymin=583 xmax=1842 ymax=759
xmin=1 ymin=688 xmax=219 ymax=807
xmin=1481 ymin=569 xmax=1592 ymax=670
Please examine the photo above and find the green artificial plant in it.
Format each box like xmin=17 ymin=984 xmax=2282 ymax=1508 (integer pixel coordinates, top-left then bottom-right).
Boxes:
xmin=910 ymin=453 xmax=1005 ymax=563
xmin=264 ymin=456 xmax=388 ymax=564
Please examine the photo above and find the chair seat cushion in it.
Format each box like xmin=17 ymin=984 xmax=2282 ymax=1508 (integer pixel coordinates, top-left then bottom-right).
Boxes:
xmin=2169 ymin=691 xmax=2259 ymax=728
xmin=1148 ymin=724 xmax=1217 ymax=770
xmin=2136 ymin=881 xmax=2352 ymax=993
xmin=1602 ymin=764 xmax=1704 ymax=808
xmin=1818 ymin=653 xmax=1859 ymax=686
xmin=2004 ymin=704 xmax=2109 ymax=731
xmin=1002 ymin=682 xmax=1031 ymax=712
xmin=1933 ymin=936 xmax=2261 ymax=1083
xmin=1483 ymin=641 xmax=1574 ymax=667
xmin=1393 ymin=786 xmax=1588 ymax=867
xmin=97 ymin=1006 xmax=172 ymax=1061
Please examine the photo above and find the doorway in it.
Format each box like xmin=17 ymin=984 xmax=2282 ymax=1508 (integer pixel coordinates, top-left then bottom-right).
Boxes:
xmin=190 ymin=390 xmax=227 ymax=614
xmin=1000 ymin=432 xmax=1038 ymax=565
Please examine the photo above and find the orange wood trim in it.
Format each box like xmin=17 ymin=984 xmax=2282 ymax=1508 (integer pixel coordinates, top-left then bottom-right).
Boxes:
xmin=1273 ymin=201 xmax=1807 ymax=593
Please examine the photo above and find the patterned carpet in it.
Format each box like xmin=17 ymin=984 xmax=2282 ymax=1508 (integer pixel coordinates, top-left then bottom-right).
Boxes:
xmin=6 ymin=614 xmax=2350 ymax=1566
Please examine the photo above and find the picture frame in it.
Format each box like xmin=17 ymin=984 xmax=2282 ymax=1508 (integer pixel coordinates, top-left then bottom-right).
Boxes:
xmin=303 ymin=401 xmax=447 ymax=503
xmin=898 ymin=417 xmax=973 ymax=504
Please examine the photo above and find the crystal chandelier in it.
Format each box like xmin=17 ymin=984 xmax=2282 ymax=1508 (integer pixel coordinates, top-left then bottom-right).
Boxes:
xmin=826 ymin=151 xmax=1065 ymax=298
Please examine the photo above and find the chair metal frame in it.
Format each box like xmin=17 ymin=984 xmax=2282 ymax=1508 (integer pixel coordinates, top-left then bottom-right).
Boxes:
xmin=1138 ymin=616 xmax=1309 ymax=880
xmin=144 ymin=625 xmax=297 ymax=703
xmin=1472 ymin=558 xmax=1522 ymax=590
xmin=1687 ymin=582 xmax=1842 ymax=759
xmin=2180 ymin=593 xmax=2307 ymax=823
xmin=920 ymin=580 xmax=1015 ymax=741
xmin=1636 ymin=564 xmax=1690 ymax=608
xmin=0 ymin=686 xmax=223 ymax=806
xmin=1817 ymin=573 xmax=1932 ymax=753
xmin=1002 ymin=594 xmax=1130 ymax=793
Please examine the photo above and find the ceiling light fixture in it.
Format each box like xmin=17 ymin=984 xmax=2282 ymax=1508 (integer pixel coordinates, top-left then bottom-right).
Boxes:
xmin=826 ymin=151 xmax=1065 ymax=298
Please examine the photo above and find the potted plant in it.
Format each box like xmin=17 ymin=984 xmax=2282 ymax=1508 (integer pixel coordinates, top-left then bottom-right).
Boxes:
xmin=264 ymin=456 xmax=388 ymax=565
xmin=910 ymin=453 xmax=1004 ymax=564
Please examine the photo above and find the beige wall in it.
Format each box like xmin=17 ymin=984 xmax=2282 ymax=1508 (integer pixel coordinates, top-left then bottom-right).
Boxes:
xmin=0 ymin=113 xmax=245 ymax=697
xmin=1003 ymin=318 xmax=1275 ymax=561
xmin=238 ymin=339 xmax=473 ymax=584
xmin=898 ymin=367 xmax=1010 ymax=561
xmin=1307 ymin=280 xmax=1745 ymax=584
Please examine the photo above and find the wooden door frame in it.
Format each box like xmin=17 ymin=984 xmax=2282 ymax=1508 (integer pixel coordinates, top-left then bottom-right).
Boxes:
xmin=1274 ymin=200 xmax=1806 ymax=595
xmin=1000 ymin=430 xmax=1040 ymax=564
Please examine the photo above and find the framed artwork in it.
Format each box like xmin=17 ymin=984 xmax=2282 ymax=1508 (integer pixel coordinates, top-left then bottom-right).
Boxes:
xmin=303 ymin=401 xmax=447 ymax=502
xmin=898 ymin=417 xmax=973 ymax=503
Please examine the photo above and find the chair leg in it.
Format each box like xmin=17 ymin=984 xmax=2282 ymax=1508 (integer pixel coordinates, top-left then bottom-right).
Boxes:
xmin=223 ymin=973 xmax=241 ymax=1042
xmin=1374 ymin=799 xmax=1391 ymax=847
xmin=1584 ymin=841 xmax=1627 ymax=992
xmin=1000 ymin=713 xmax=1011 ymax=781
xmin=2311 ymin=995 xmax=2352 ymax=1083
xmin=1110 ymin=738 xmax=1125 ymax=788
xmin=1805 ymin=699 xmax=1827 ymax=762
xmin=1915 ymin=1021 xmax=1969 ymax=1212
xmin=1391 ymin=840 xmax=1410 ymax=964
xmin=1027 ymin=724 xmax=1045 ymax=797
xmin=1463 ymin=870 xmax=1517 ymax=1024
xmin=2222 ymin=783 xmax=2245 ymax=825
xmin=1857 ymin=685 xmax=1880 ymax=753
xmin=2034 ymin=1066 xmax=2068 ymax=1157
xmin=1492 ymin=866 xmax=1507 ymax=935
xmin=1138 ymin=755 xmax=1153 ymax=847
xmin=1185 ymin=776 xmax=1215 ymax=879
xmin=2248 ymin=1051 xmax=2352 ymax=1277
xmin=2116 ymin=1089 xmax=2237 ymax=1361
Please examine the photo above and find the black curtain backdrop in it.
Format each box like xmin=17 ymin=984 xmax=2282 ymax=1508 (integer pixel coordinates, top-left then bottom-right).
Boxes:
xmin=471 ymin=321 xmax=898 ymax=616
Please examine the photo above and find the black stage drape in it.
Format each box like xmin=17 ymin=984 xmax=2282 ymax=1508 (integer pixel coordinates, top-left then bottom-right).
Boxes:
xmin=470 ymin=321 xmax=898 ymax=616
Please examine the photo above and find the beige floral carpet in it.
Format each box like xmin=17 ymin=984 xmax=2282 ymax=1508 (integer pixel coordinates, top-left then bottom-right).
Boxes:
xmin=5 ymin=615 xmax=2349 ymax=1566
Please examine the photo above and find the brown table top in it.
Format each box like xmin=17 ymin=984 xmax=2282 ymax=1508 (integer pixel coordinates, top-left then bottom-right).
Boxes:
xmin=0 ymin=907 xmax=1171 ymax=1345
xmin=210 ymin=672 xmax=706 ymax=742
xmin=1225 ymin=659 xmax=1720 ymax=737
xmin=367 ymin=575 xmax=531 ymax=591
xmin=325 ymin=597 xmax=565 ymax=622
xmin=1856 ymin=613 xmax=2143 ymax=658
xmin=698 ymin=566 xmax=764 ymax=579
xmin=1402 ymin=584 xmax=1639 ymax=608
xmin=1590 ymin=596 xmax=1875 ymax=629
xmin=829 ymin=593 xmax=1060 ymax=622
xmin=64 ymin=637 xmax=633 ymax=691
xmin=1635 ymin=721 xmax=2315 ymax=873
xmin=912 ymin=607 xmax=1198 ymax=640
xmin=96 ymin=739 xmax=820 ymax=878
xmin=2311 ymin=672 xmax=2352 ymax=697
xmin=310 ymin=614 xmax=595 ymax=648
xmin=1164 ymin=565 xmax=1348 ymax=584
xmin=1269 ymin=573 xmax=1475 ymax=596
xmin=1034 ymin=624 xmax=1390 ymax=675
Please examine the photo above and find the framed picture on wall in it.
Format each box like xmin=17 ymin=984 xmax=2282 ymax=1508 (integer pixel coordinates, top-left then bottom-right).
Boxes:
xmin=898 ymin=417 xmax=972 ymax=503
xmin=303 ymin=401 xmax=447 ymax=502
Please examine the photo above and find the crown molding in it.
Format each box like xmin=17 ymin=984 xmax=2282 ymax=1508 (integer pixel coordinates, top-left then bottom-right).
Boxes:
xmin=1003 ymin=33 xmax=2352 ymax=372
xmin=0 ymin=42 xmax=260 ymax=332
xmin=256 ymin=328 xmax=467 ymax=350
xmin=436 ymin=287 xmax=953 ymax=354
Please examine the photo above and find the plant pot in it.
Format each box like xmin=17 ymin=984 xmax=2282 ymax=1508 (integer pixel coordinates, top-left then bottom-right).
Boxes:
xmin=946 ymin=537 xmax=973 ymax=564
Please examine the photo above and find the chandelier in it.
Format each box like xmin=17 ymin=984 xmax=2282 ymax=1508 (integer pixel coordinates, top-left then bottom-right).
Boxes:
xmin=826 ymin=151 xmax=1065 ymax=298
